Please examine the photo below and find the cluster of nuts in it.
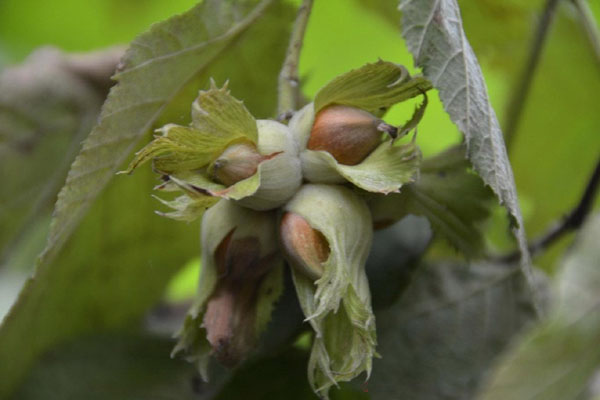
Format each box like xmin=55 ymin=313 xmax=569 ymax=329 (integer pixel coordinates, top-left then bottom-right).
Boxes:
xmin=124 ymin=61 xmax=430 ymax=399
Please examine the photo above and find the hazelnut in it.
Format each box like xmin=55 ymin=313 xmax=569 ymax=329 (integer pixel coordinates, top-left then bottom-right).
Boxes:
xmin=280 ymin=212 xmax=330 ymax=280
xmin=209 ymin=143 xmax=264 ymax=186
xmin=307 ymin=105 xmax=396 ymax=165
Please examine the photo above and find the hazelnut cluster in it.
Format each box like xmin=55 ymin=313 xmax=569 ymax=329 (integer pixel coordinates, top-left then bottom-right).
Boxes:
xmin=123 ymin=61 xmax=430 ymax=399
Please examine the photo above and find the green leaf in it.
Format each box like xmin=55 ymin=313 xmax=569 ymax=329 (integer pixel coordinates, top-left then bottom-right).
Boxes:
xmin=369 ymin=146 xmax=494 ymax=256
xmin=122 ymin=124 xmax=237 ymax=174
xmin=478 ymin=214 xmax=600 ymax=400
xmin=314 ymin=60 xmax=432 ymax=115
xmin=12 ymin=335 xmax=200 ymax=400
xmin=399 ymin=1 xmax=533 ymax=272
xmin=369 ymin=260 xmax=538 ymax=399
xmin=191 ymin=82 xmax=259 ymax=143
xmin=0 ymin=166 xmax=201 ymax=398
xmin=0 ymin=1 xmax=294 ymax=397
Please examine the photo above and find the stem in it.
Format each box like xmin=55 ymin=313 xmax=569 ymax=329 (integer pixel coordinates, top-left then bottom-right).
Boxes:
xmin=278 ymin=0 xmax=314 ymax=116
xmin=497 ymin=155 xmax=600 ymax=263
xmin=572 ymin=0 xmax=600 ymax=70
xmin=503 ymin=0 xmax=561 ymax=150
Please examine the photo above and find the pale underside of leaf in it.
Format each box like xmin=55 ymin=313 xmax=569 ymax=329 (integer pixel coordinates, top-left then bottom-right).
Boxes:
xmin=399 ymin=0 xmax=535 ymax=307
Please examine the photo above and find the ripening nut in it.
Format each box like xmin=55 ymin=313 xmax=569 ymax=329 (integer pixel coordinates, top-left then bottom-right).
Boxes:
xmin=173 ymin=199 xmax=283 ymax=372
xmin=280 ymin=212 xmax=330 ymax=280
xmin=208 ymin=143 xmax=264 ymax=186
xmin=308 ymin=105 xmax=396 ymax=165
xmin=203 ymin=229 xmax=269 ymax=367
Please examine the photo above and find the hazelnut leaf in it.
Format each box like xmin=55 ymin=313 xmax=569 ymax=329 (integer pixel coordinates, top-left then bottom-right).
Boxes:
xmin=399 ymin=0 xmax=535 ymax=301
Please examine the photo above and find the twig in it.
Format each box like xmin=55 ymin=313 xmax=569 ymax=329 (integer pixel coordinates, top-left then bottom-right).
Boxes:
xmin=498 ymin=155 xmax=600 ymax=263
xmin=64 ymin=46 xmax=125 ymax=95
xmin=277 ymin=0 xmax=314 ymax=116
xmin=571 ymin=0 xmax=600 ymax=70
xmin=498 ymin=1 xmax=600 ymax=264
xmin=503 ymin=0 xmax=561 ymax=150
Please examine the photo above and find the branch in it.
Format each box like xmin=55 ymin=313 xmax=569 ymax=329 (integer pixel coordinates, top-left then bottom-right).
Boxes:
xmin=498 ymin=155 xmax=600 ymax=263
xmin=64 ymin=46 xmax=125 ymax=95
xmin=277 ymin=0 xmax=314 ymax=117
xmin=572 ymin=0 xmax=600 ymax=70
xmin=503 ymin=0 xmax=561 ymax=150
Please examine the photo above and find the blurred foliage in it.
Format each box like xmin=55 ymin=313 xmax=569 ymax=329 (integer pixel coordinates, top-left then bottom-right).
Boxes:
xmin=0 ymin=47 xmax=121 ymax=272
xmin=0 ymin=164 xmax=201 ymax=398
xmin=0 ymin=0 xmax=197 ymax=64
xmin=165 ymin=257 xmax=201 ymax=303
xmin=479 ymin=214 xmax=600 ymax=400
xmin=370 ymin=260 xmax=538 ymax=399
xmin=369 ymin=146 xmax=494 ymax=257
xmin=12 ymin=335 xmax=200 ymax=400
xmin=0 ymin=0 xmax=599 ymax=399
xmin=508 ymin=1 xmax=600 ymax=270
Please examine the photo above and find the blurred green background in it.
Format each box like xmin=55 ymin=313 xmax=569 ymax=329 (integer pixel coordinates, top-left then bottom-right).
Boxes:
xmin=0 ymin=0 xmax=599 ymax=398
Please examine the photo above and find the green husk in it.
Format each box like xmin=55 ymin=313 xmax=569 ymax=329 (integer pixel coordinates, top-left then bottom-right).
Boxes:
xmin=284 ymin=184 xmax=376 ymax=399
